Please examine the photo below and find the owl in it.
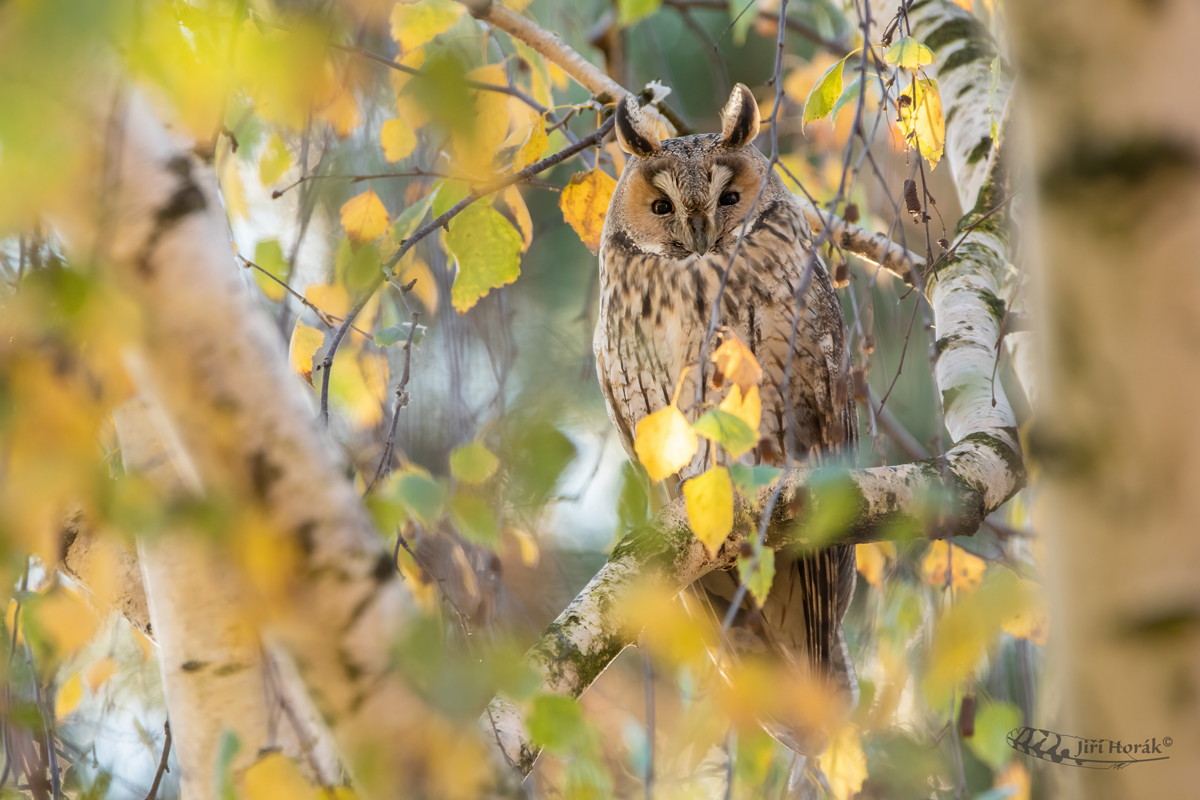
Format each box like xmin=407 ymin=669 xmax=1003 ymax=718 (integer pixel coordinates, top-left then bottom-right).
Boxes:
xmin=594 ymin=85 xmax=859 ymax=756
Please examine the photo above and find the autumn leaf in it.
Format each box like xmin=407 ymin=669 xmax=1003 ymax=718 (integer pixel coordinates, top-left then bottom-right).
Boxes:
xmin=711 ymin=334 xmax=762 ymax=394
xmin=390 ymin=0 xmax=463 ymax=52
xmin=450 ymin=441 xmax=500 ymax=485
xmin=922 ymin=540 xmax=986 ymax=590
xmin=86 ymin=657 xmax=116 ymax=692
xmin=719 ymin=384 xmax=761 ymax=431
xmin=244 ymin=752 xmax=318 ymax=800
xmin=32 ymin=589 xmax=99 ymax=656
xmin=685 ymin=467 xmax=734 ymax=557
xmin=803 ymin=57 xmax=847 ymax=125
xmin=391 ymin=191 xmax=438 ymax=245
xmin=253 ymin=239 xmax=288 ymax=302
xmin=885 ymin=37 xmax=935 ymax=69
xmin=560 ymin=168 xmax=618 ymax=255
xmin=456 ymin=64 xmax=512 ymax=175
xmin=856 ymin=541 xmax=896 ymax=589
xmin=317 ymin=86 xmax=361 ymax=139
xmin=618 ymin=0 xmax=661 ymax=26
xmin=737 ymin=549 xmax=775 ymax=607
xmin=897 ymin=78 xmax=945 ymax=169
xmin=396 ymin=256 xmax=439 ymax=313
xmin=258 ymin=134 xmax=291 ymax=186
xmin=56 ymin=673 xmax=83 ymax=719
xmin=824 ymin=725 xmax=868 ymax=800
xmin=329 ymin=349 xmax=389 ymax=430
xmin=693 ymin=409 xmax=758 ymax=458
xmin=289 ymin=322 xmax=326 ymax=387
xmin=443 ymin=202 xmax=523 ymax=313
xmin=501 ymin=185 xmax=534 ymax=252
xmin=381 ymin=116 xmax=417 ymax=163
xmin=340 ymin=189 xmax=390 ymax=245
xmin=513 ymin=114 xmax=548 ymax=172
xmin=634 ymin=406 xmax=698 ymax=482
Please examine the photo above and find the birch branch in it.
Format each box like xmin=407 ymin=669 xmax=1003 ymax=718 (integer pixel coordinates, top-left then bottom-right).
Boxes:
xmin=482 ymin=0 xmax=1023 ymax=775
xmin=795 ymin=197 xmax=924 ymax=285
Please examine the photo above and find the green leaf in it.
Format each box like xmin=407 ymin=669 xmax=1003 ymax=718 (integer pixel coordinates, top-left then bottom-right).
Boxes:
xmin=693 ymin=409 xmax=758 ymax=458
xmin=728 ymin=464 xmax=782 ymax=495
xmin=252 ymin=239 xmax=288 ymax=302
xmin=444 ymin=202 xmax=523 ymax=313
xmin=737 ymin=549 xmax=776 ymax=608
xmin=449 ymin=491 xmax=498 ymax=546
xmin=375 ymin=323 xmax=422 ymax=347
xmin=390 ymin=473 xmax=447 ymax=525
xmin=449 ymin=441 xmax=500 ymax=485
xmin=391 ymin=190 xmax=438 ymax=245
xmin=215 ymin=729 xmax=241 ymax=800
xmin=803 ymin=57 xmax=847 ymax=125
xmin=528 ymin=695 xmax=589 ymax=755
xmin=831 ymin=76 xmax=862 ymax=127
xmin=966 ymin=701 xmax=1023 ymax=771
xmin=618 ymin=0 xmax=660 ymax=26
xmin=258 ymin=134 xmax=291 ymax=186
xmin=885 ymin=36 xmax=934 ymax=69
xmin=431 ymin=179 xmax=470 ymax=219
xmin=335 ymin=239 xmax=383 ymax=292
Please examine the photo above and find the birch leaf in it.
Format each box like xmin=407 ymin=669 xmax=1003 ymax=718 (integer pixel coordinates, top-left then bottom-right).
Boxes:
xmin=329 ymin=349 xmax=388 ymax=430
xmin=396 ymin=255 xmax=438 ymax=313
xmin=340 ymin=189 xmax=390 ymax=244
xmin=831 ymin=76 xmax=863 ymax=127
xmin=391 ymin=191 xmax=438 ymax=245
xmin=391 ymin=471 xmax=447 ymax=525
xmin=450 ymin=492 xmax=499 ymax=546
xmin=560 ymin=169 xmax=618 ymax=255
xmin=634 ymin=406 xmax=698 ymax=482
xmin=856 ymin=541 xmax=896 ymax=589
xmin=86 ymin=657 xmax=117 ymax=692
xmin=719 ymin=384 xmax=762 ymax=431
xmin=381 ymin=117 xmax=417 ymax=163
xmin=289 ymin=321 xmax=326 ymax=387
xmin=737 ymin=550 xmax=775 ymax=607
xmin=824 ymin=725 xmax=868 ymax=800
xmin=618 ymin=0 xmax=660 ymax=26
xmin=443 ymin=202 xmax=523 ymax=313
xmin=252 ymin=239 xmax=288 ymax=302
xmin=55 ymin=673 xmax=83 ymax=718
xmin=897 ymin=78 xmax=946 ymax=169
xmin=244 ymin=752 xmax=318 ymax=800
xmin=513 ymin=114 xmax=548 ymax=172
xmin=684 ymin=467 xmax=734 ymax=557
xmin=450 ymin=441 xmax=500 ymax=485
xmin=803 ymin=58 xmax=846 ymax=125
xmin=711 ymin=335 xmax=762 ymax=393
xmin=885 ymin=37 xmax=935 ymax=69
xmin=922 ymin=540 xmax=986 ymax=590
xmin=502 ymin=185 xmax=534 ymax=252
xmin=33 ymin=589 xmax=99 ymax=655
xmin=967 ymin=701 xmax=1022 ymax=770
xmin=389 ymin=0 xmax=463 ymax=52
xmin=258 ymin=134 xmax=291 ymax=186
xmin=693 ymin=409 xmax=758 ymax=458
xmin=728 ymin=464 xmax=781 ymax=494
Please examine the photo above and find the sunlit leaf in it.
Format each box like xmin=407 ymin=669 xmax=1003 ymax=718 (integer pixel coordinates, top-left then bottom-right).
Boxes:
xmin=258 ymin=134 xmax=291 ymax=186
xmin=737 ymin=548 xmax=775 ymax=607
xmin=718 ymin=384 xmax=761 ymax=431
xmin=244 ymin=752 xmax=318 ymax=800
xmin=824 ymin=725 xmax=868 ymax=800
xmin=634 ymin=406 xmax=698 ymax=482
xmin=885 ymin=37 xmax=935 ymax=69
xmin=685 ymin=467 xmax=734 ymax=557
xmin=711 ymin=334 xmax=762 ymax=394
xmin=317 ymin=82 xmax=361 ymax=139
xmin=560 ymin=168 xmax=618 ymax=255
xmin=390 ymin=0 xmax=464 ymax=52
xmin=618 ymin=0 xmax=661 ymax=26
xmin=832 ymin=76 xmax=863 ymax=127
xmin=897 ymin=77 xmax=945 ymax=169
xmin=391 ymin=191 xmax=439 ymax=245
xmin=444 ymin=202 xmax=523 ymax=313
xmin=922 ymin=540 xmax=986 ymax=590
xmin=289 ymin=321 xmax=326 ymax=387
xmin=855 ymin=541 xmax=896 ymax=590
xmin=1001 ymin=583 xmax=1049 ymax=645
xmin=967 ymin=701 xmax=1022 ymax=771
xmin=329 ymin=348 xmax=388 ymax=430
xmin=693 ymin=409 xmax=758 ymax=458
xmin=381 ymin=116 xmax=418 ymax=163
xmin=55 ymin=673 xmax=83 ymax=718
xmin=450 ymin=441 xmax=500 ymax=485
xmin=803 ymin=57 xmax=847 ymax=125
xmin=728 ymin=464 xmax=781 ymax=495
xmin=513 ymin=114 xmax=548 ymax=172
xmin=86 ymin=657 xmax=116 ymax=692
xmin=341 ymin=189 xmax=390 ymax=245
xmin=219 ymin=156 xmax=248 ymax=219
xmin=253 ymin=239 xmax=288 ymax=302
xmin=456 ymin=64 xmax=512 ymax=175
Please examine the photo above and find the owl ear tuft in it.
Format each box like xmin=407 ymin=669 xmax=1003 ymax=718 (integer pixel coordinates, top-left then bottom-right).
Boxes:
xmin=615 ymin=94 xmax=662 ymax=158
xmin=719 ymin=84 xmax=760 ymax=149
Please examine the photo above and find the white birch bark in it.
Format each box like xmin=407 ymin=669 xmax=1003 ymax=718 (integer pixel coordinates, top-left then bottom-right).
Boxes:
xmin=1010 ymin=0 xmax=1200 ymax=796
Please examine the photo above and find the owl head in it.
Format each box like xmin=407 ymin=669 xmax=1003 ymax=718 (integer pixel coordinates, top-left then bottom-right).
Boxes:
xmin=606 ymin=84 xmax=786 ymax=259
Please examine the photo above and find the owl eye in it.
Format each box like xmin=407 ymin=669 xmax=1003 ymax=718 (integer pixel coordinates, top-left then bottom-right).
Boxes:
xmin=651 ymin=198 xmax=674 ymax=215
xmin=719 ymin=190 xmax=740 ymax=206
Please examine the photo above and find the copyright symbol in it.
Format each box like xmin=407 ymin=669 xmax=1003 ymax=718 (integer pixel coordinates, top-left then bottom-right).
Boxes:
xmin=1164 ymin=737 xmax=1173 ymax=747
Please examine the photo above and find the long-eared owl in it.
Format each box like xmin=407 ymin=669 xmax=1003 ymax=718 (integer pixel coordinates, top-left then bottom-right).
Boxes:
xmin=594 ymin=85 xmax=859 ymax=756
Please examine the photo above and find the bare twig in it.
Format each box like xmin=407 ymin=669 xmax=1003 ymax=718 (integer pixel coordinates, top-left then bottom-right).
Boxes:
xmin=663 ymin=0 xmax=852 ymax=56
xmin=142 ymin=722 xmax=172 ymax=800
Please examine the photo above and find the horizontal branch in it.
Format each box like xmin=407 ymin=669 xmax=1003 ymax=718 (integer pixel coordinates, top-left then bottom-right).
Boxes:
xmin=795 ymin=197 xmax=923 ymax=285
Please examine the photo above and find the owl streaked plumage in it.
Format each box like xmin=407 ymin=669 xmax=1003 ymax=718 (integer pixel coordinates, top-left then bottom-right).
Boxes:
xmin=594 ymin=85 xmax=859 ymax=756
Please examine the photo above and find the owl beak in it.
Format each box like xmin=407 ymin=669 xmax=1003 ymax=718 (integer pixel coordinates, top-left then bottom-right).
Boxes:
xmin=688 ymin=214 xmax=716 ymax=255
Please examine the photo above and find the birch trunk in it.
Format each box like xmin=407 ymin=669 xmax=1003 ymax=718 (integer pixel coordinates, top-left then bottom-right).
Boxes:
xmin=1010 ymin=0 xmax=1200 ymax=796
xmin=484 ymin=0 xmax=1024 ymax=774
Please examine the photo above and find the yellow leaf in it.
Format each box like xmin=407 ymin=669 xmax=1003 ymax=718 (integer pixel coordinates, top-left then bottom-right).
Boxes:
xmin=305 ymin=283 xmax=350 ymax=317
xmin=455 ymin=64 xmax=512 ymax=176
xmin=501 ymin=185 xmax=533 ymax=252
xmin=86 ymin=657 xmax=116 ymax=692
xmin=390 ymin=0 xmax=463 ymax=52
xmin=1001 ymin=584 xmax=1049 ymax=646
xmin=993 ymin=762 xmax=1030 ymax=800
xmin=219 ymin=156 xmax=248 ymax=220
xmin=513 ymin=114 xmax=548 ymax=172
xmin=952 ymin=0 xmax=974 ymax=9
xmin=711 ymin=334 xmax=762 ymax=394
xmin=34 ymin=589 xmax=99 ymax=656
xmin=55 ymin=673 xmax=83 ymax=719
xmin=340 ymin=190 xmax=390 ymax=245
xmin=855 ymin=541 xmax=895 ymax=590
xmin=897 ymin=78 xmax=945 ymax=170
xmin=634 ymin=406 xmax=698 ymax=483
xmin=244 ymin=752 xmax=318 ymax=800
xmin=444 ymin=202 xmax=523 ymax=313
xmin=824 ymin=725 xmax=868 ymax=800
xmin=388 ymin=46 xmax=427 ymax=98
xmin=922 ymin=540 xmax=986 ymax=590
xmin=449 ymin=442 xmax=500 ymax=485
xmin=507 ymin=527 xmax=540 ymax=567
xmin=258 ymin=134 xmax=292 ymax=186
xmin=330 ymin=349 xmax=389 ymax=430
xmin=546 ymin=60 xmax=569 ymax=90
xmin=317 ymin=86 xmax=361 ymax=139
xmin=397 ymin=256 xmax=439 ymax=314
xmin=560 ymin=168 xmax=617 ymax=255
xmin=719 ymin=384 xmax=761 ymax=431
xmin=381 ymin=117 xmax=418 ymax=163
xmin=684 ymin=467 xmax=734 ymax=557
xmin=289 ymin=322 xmax=326 ymax=387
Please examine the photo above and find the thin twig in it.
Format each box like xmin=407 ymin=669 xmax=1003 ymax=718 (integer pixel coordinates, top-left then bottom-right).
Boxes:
xmin=271 ymin=169 xmax=448 ymax=199
xmin=142 ymin=722 xmax=172 ymax=800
